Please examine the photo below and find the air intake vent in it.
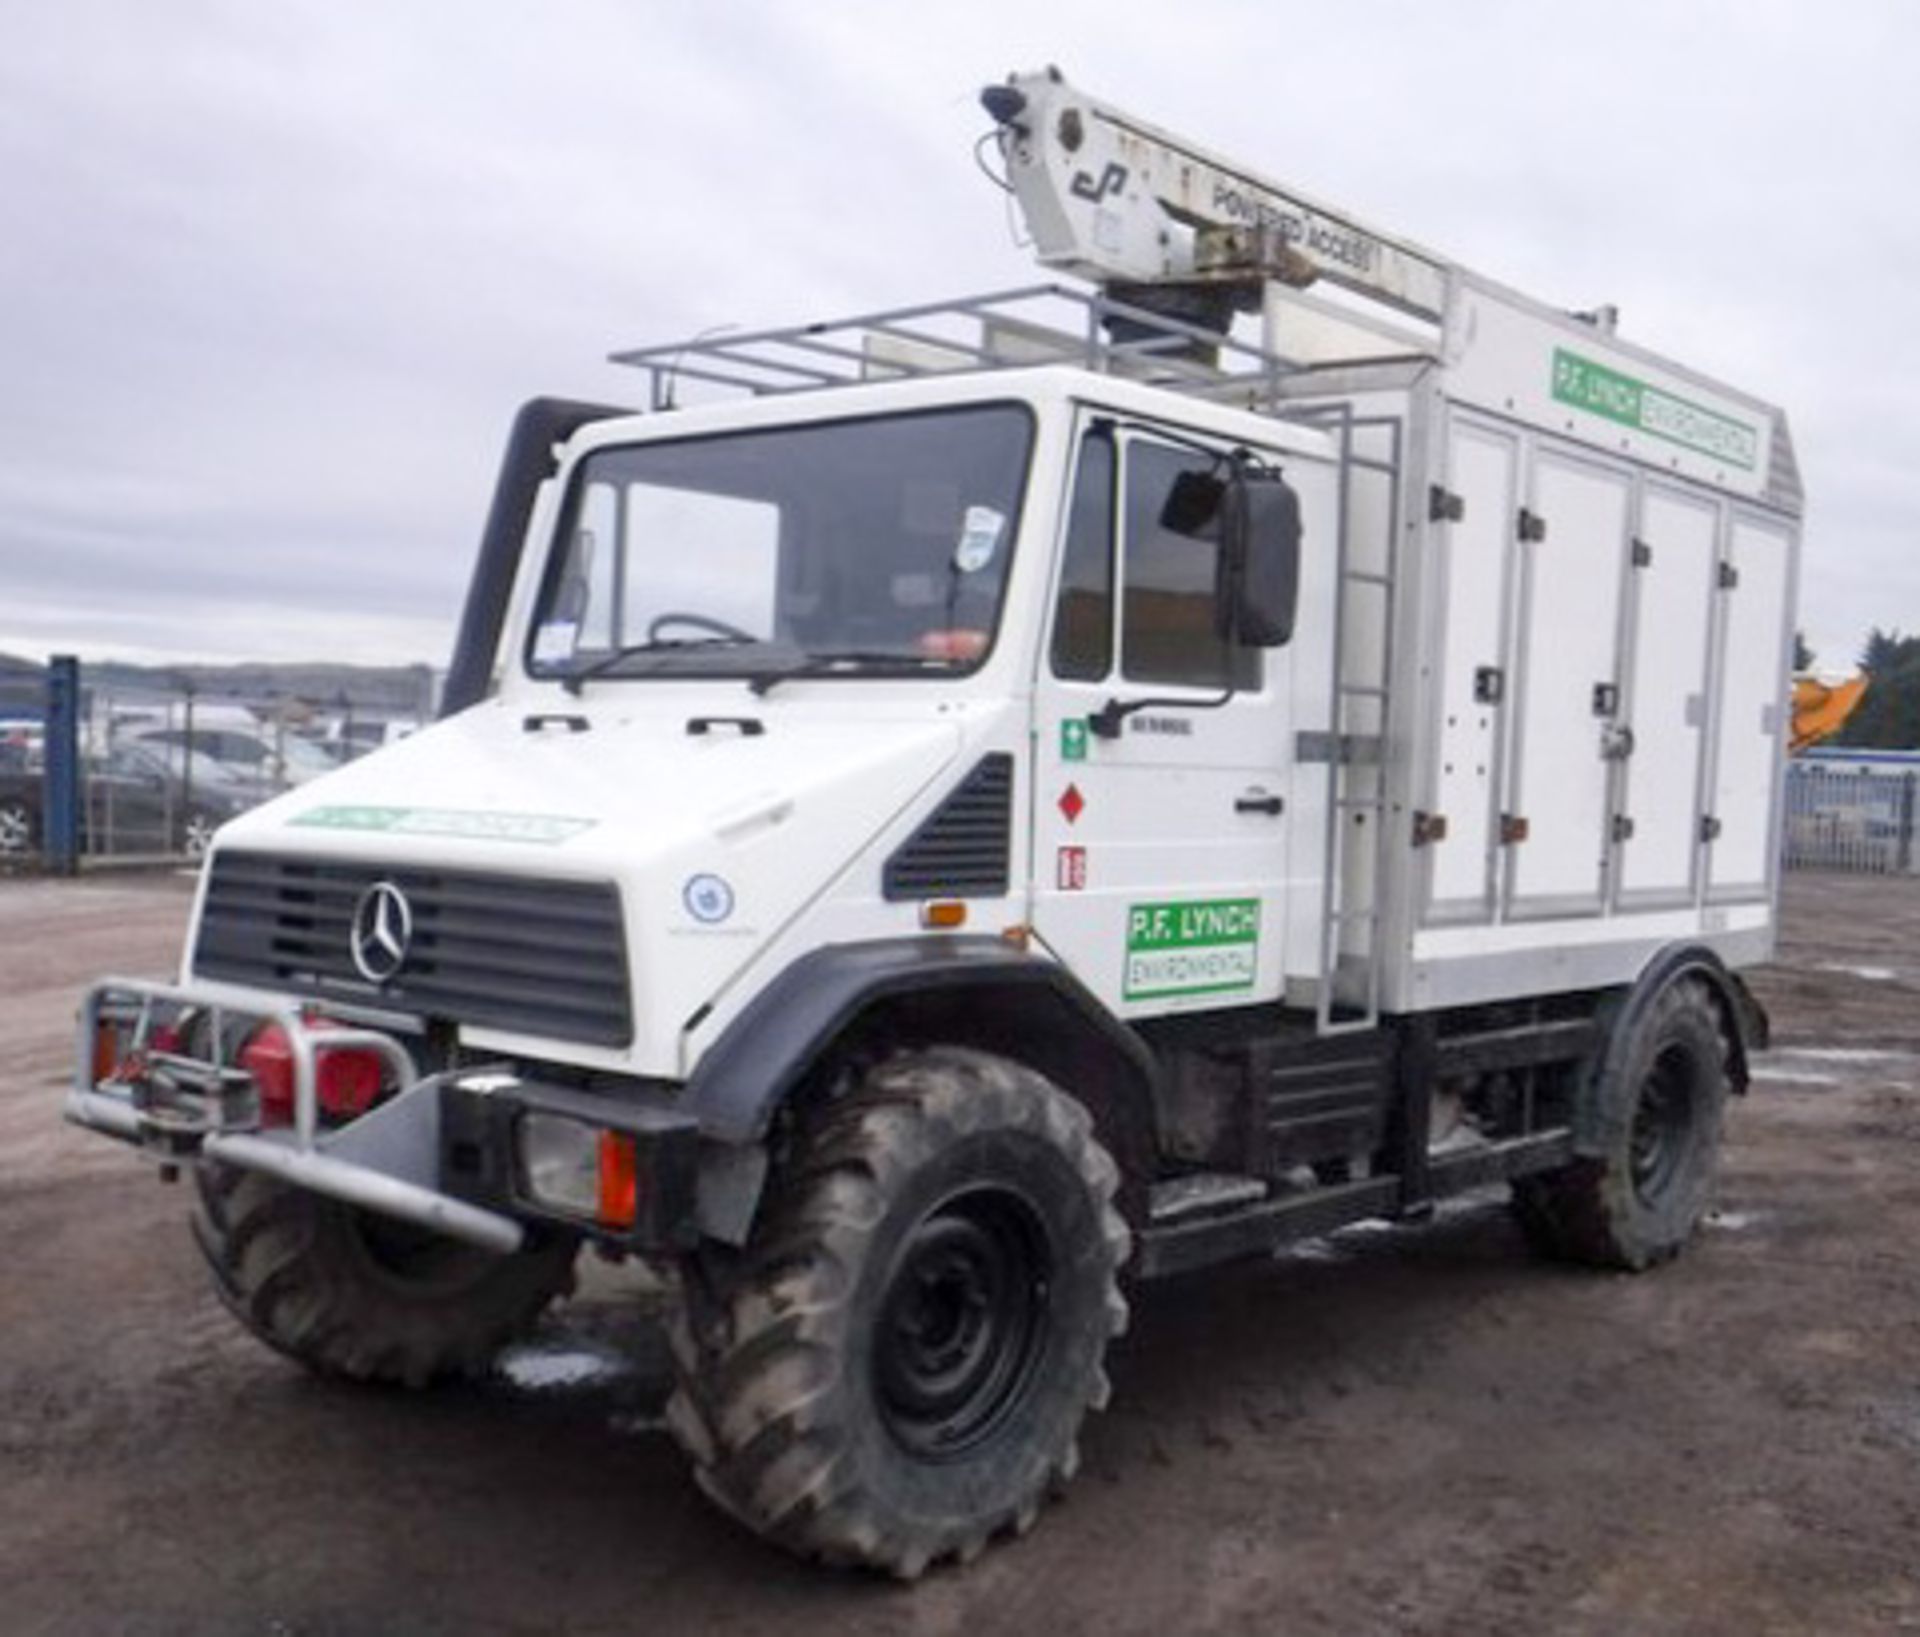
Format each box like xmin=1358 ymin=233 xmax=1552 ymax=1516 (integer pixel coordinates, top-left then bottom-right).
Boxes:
xmin=883 ymin=754 xmax=1014 ymax=900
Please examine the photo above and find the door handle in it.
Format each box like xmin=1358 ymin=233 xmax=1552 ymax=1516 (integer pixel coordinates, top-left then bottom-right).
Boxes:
xmin=1235 ymin=792 xmax=1285 ymax=816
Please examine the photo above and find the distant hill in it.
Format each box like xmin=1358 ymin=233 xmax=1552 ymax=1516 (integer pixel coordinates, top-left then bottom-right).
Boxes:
xmin=0 ymin=656 xmax=439 ymax=721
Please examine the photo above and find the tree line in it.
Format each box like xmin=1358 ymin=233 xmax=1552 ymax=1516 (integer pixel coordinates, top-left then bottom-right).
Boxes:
xmin=1830 ymin=627 xmax=1920 ymax=749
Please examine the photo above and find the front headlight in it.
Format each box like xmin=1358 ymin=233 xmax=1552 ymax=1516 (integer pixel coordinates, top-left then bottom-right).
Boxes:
xmin=517 ymin=1111 xmax=637 ymax=1227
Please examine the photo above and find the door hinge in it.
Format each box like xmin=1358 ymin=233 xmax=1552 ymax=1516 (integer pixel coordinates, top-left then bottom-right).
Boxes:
xmin=1591 ymin=681 xmax=1619 ymax=717
xmin=1518 ymin=508 xmax=1547 ymax=543
xmin=1701 ymin=814 xmax=1723 ymax=842
xmin=1412 ymin=811 xmax=1449 ymax=848
xmin=1611 ymin=813 xmax=1636 ymax=844
xmin=1717 ymin=561 xmax=1740 ymax=590
xmin=1500 ymin=812 xmax=1531 ymax=845
xmin=1428 ymin=485 xmax=1465 ymax=524
xmin=1631 ymin=538 xmax=1653 ymax=568
xmin=1474 ymin=666 xmax=1505 ymax=705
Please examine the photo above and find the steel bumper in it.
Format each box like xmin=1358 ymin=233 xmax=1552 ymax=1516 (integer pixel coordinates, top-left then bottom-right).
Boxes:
xmin=69 ymin=978 xmax=700 ymax=1256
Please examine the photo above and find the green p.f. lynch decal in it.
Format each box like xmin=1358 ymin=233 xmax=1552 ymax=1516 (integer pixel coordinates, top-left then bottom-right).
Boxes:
xmin=1551 ymin=348 xmax=1758 ymax=470
xmin=290 ymin=805 xmax=596 ymax=844
xmin=1124 ymin=897 xmax=1260 ymax=1001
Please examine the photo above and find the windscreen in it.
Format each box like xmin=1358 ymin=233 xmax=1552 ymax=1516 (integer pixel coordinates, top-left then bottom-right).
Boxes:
xmin=527 ymin=404 xmax=1033 ymax=687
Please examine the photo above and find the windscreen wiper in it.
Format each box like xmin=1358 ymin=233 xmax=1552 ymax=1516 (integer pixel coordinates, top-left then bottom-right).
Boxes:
xmin=746 ymin=651 xmax=959 ymax=697
xmin=562 ymin=635 xmax=778 ymax=696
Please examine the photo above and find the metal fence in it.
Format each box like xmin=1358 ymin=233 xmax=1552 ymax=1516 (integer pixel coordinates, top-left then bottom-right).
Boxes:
xmin=1783 ymin=760 xmax=1919 ymax=875
xmin=1 ymin=665 xmax=426 ymax=870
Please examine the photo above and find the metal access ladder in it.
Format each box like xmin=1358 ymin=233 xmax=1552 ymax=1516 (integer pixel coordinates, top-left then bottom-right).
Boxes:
xmin=1309 ymin=409 xmax=1405 ymax=1036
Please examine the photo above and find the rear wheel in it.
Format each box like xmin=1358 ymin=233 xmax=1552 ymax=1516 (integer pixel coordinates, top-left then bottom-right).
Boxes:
xmin=1512 ymin=978 xmax=1729 ymax=1270
xmin=192 ymin=1165 xmax=578 ymax=1386
xmin=666 ymin=1047 xmax=1130 ymax=1577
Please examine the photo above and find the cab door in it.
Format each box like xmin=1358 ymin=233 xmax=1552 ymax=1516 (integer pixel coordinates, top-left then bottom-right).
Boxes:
xmin=1031 ymin=418 xmax=1293 ymax=1016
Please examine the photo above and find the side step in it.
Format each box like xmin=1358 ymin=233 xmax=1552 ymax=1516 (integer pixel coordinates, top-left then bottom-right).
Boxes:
xmin=1148 ymin=1172 xmax=1268 ymax=1225
xmin=1135 ymin=1130 xmax=1573 ymax=1280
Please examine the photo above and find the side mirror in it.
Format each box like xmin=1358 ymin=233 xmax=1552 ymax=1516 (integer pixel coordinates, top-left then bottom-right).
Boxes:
xmin=1160 ymin=469 xmax=1225 ymax=537
xmin=1217 ymin=467 xmax=1301 ymax=647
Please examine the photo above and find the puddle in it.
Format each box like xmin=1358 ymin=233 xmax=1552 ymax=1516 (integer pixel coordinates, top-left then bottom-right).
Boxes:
xmin=495 ymin=1341 xmax=633 ymax=1393
xmin=1871 ymin=1399 xmax=1920 ymax=1455
xmin=1774 ymin=1047 xmax=1915 ymax=1064
xmin=1752 ymin=1046 xmax=1920 ymax=1088
xmin=1705 ymin=1208 xmax=1764 ymax=1232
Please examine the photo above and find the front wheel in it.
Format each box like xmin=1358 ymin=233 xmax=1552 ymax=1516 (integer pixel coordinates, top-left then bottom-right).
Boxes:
xmin=192 ymin=1166 xmax=579 ymax=1386
xmin=666 ymin=1048 xmax=1131 ymax=1577
xmin=1512 ymin=978 xmax=1730 ymax=1270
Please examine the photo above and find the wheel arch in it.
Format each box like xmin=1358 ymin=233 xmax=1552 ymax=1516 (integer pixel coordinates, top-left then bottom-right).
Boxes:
xmin=683 ymin=938 xmax=1162 ymax=1229
xmin=1574 ymin=941 xmax=1766 ymax=1159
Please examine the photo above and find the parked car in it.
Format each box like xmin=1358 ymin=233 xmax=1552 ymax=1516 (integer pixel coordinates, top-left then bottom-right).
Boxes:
xmin=323 ymin=718 xmax=419 ymax=761
xmin=0 ymin=742 xmax=254 ymax=860
xmin=132 ymin=724 xmax=337 ymax=793
xmin=0 ymin=719 xmax=42 ymax=773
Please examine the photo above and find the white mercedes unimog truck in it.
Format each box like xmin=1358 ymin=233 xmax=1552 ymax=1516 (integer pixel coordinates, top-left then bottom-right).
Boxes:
xmin=69 ymin=69 xmax=1799 ymax=1576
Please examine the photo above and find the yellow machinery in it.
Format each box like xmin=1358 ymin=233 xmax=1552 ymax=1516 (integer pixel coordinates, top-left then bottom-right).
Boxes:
xmin=1790 ymin=673 xmax=1869 ymax=753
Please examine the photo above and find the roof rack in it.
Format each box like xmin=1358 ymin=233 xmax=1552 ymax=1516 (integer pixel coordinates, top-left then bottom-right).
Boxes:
xmin=609 ymin=283 xmax=1299 ymax=411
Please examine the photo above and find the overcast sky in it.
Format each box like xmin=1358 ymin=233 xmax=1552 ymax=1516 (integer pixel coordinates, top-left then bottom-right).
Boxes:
xmin=1 ymin=0 xmax=1911 ymax=672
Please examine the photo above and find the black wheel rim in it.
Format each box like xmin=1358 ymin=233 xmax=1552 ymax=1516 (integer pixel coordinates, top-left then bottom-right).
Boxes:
xmin=1629 ymin=1044 xmax=1698 ymax=1203
xmin=874 ymin=1187 xmax=1051 ymax=1459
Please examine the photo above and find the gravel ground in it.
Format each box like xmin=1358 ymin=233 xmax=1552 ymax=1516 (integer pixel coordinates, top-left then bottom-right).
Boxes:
xmin=2 ymin=870 xmax=1917 ymax=1635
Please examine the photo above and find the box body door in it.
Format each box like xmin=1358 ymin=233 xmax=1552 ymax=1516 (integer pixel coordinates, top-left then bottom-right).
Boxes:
xmin=1502 ymin=449 xmax=1632 ymax=918
xmin=1707 ymin=511 xmax=1793 ymax=900
xmin=1615 ymin=483 xmax=1718 ymax=906
xmin=1420 ymin=413 xmax=1519 ymax=925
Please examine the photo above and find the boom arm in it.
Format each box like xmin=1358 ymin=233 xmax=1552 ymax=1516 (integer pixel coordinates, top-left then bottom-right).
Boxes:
xmin=982 ymin=68 xmax=1451 ymax=322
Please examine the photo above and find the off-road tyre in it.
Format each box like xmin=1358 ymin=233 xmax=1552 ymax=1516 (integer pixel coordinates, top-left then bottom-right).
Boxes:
xmin=665 ymin=1047 xmax=1131 ymax=1578
xmin=1512 ymin=978 xmax=1729 ymax=1270
xmin=191 ymin=1164 xmax=578 ymax=1387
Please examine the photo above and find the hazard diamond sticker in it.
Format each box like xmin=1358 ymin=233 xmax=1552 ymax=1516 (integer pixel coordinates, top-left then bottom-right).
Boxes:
xmin=1058 ymin=783 xmax=1085 ymax=824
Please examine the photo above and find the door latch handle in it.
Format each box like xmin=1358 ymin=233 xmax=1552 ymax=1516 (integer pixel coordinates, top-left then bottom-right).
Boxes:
xmin=1235 ymin=792 xmax=1285 ymax=816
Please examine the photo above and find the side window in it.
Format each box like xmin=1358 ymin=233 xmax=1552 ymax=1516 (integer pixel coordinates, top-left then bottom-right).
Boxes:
xmin=1049 ymin=430 xmax=1116 ymax=681
xmin=1121 ymin=441 xmax=1260 ymax=691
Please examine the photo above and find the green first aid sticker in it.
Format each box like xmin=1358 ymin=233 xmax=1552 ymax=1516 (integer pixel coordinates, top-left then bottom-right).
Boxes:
xmin=1060 ymin=718 xmax=1088 ymax=762
xmin=1550 ymin=348 xmax=1758 ymax=470
xmin=1124 ymin=898 xmax=1260 ymax=1001
xmin=290 ymin=805 xmax=597 ymax=845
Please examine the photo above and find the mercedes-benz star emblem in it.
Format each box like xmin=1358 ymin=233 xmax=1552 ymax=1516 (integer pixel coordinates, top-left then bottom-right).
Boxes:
xmin=350 ymin=880 xmax=413 ymax=985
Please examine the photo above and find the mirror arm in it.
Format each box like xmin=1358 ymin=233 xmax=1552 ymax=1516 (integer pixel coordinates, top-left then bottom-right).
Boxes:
xmin=1088 ymin=686 xmax=1235 ymax=741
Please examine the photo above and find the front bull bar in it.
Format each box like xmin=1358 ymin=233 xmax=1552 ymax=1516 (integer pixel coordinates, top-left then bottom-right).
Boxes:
xmin=66 ymin=977 xmax=527 ymax=1255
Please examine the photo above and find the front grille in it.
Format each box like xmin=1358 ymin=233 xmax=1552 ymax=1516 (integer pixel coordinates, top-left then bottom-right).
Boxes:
xmin=193 ymin=851 xmax=632 ymax=1047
